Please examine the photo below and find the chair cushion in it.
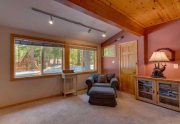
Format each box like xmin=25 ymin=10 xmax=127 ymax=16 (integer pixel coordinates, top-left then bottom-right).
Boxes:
xmin=98 ymin=74 xmax=107 ymax=83
xmin=89 ymin=87 xmax=115 ymax=99
xmin=93 ymin=83 xmax=111 ymax=87
xmin=91 ymin=73 xmax=100 ymax=82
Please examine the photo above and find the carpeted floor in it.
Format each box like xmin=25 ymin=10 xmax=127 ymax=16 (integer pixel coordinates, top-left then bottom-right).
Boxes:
xmin=0 ymin=91 xmax=180 ymax=124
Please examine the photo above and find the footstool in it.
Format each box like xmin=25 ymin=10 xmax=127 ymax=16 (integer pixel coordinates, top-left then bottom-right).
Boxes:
xmin=88 ymin=87 xmax=117 ymax=107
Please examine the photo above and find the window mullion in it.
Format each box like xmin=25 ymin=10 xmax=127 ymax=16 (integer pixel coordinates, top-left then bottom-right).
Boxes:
xmin=41 ymin=46 xmax=44 ymax=75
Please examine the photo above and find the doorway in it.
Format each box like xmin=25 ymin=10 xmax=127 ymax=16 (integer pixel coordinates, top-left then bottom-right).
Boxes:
xmin=119 ymin=40 xmax=138 ymax=95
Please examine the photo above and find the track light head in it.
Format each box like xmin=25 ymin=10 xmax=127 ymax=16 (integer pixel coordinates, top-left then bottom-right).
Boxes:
xmin=88 ymin=29 xmax=91 ymax=33
xmin=102 ymin=33 xmax=106 ymax=37
xmin=49 ymin=16 xmax=53 ymax=25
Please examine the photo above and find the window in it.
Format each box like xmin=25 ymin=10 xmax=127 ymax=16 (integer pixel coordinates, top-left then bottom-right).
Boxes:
xmin=69 ymin=45 xmax=97 ymax=72
xmin=102 ymin=45 xmax=116 ymax=57
xmin=12 ymin=35 xmax=64 ymax=79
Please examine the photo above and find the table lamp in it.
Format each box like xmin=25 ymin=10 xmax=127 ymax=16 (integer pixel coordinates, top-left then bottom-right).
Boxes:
xmin=149 ymin=51 xmax=170 ymax=78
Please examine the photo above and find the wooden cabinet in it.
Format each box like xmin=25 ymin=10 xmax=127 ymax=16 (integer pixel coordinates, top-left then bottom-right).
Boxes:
xmin=134 ymin=76 xmax=180 ymax=111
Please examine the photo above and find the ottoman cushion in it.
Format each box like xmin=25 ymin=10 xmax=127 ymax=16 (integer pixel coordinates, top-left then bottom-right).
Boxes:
xmin=89 ymin=87 xmax=115 ymax=99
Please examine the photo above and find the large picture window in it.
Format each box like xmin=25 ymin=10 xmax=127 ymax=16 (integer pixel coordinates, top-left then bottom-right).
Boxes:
xmin=12 ymin=35 xmax=64 ymax=79
xmin=69 ymin=45 xmax=97 ymax=72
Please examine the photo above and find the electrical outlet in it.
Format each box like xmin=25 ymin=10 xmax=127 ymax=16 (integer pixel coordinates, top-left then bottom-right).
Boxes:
xmin=174 ymin=64 xmax=178 ymax=69
xmin=112 ymin=61 xmax=115 ymax=64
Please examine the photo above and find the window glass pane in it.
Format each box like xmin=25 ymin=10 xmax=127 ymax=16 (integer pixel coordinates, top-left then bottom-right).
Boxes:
xmin=15 ymin=44 xmax=41 ymax=77
xmin=43 ymin=47 xmax=63 ymax=74
xmin=83 ymin=50 xmax=95 ymax=71
xmin=103 ymin=46 xmax=115 ymax=56
xmin=70 ymin=48 xmax=82 ymax=72
xmin=70 ymin=48 xmax=96 ymax=72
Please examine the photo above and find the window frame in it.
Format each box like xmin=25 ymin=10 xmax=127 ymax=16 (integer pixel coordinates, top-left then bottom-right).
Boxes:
xmin=10 ymin=34 xmax=98 ymax=81
xmin=10 ymin=34 xmax=65 ymax=81
xmin=66 ymin=43 xmax=98 ymax=74
xmin=101 ymin=45 xmax=116 ymax=57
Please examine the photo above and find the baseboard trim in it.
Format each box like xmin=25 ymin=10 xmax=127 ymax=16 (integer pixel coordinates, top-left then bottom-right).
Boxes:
xmin=77 ymin=88 xmax=87 ymax=91
xmin=0 ymin=94 xmax=61 ymax=110
xmin=0 ymin=89 xmax=88 ymax=110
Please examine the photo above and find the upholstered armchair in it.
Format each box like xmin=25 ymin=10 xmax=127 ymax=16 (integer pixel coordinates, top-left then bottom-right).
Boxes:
xmin=86 ymin=73 xmax=119 ymax=96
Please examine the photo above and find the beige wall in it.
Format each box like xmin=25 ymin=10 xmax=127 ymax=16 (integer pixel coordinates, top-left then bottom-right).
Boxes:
xmin=0 ymin=25 xmax=101 ymax=107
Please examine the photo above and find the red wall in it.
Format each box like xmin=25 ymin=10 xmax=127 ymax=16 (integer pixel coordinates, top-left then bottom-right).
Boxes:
xmin=145 ymin=18 xmax=180 ymax=78
xmin=101 ymin=30 xmax=145 ymax=79
xmin=102 ymin=18 xmax=180 ymax=79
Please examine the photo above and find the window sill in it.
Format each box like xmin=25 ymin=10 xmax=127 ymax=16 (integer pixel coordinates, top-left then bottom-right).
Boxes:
xmin=11 ymin=71 xmax=97 ymax=81
xmin=75 ymin=70 xmax=98 ymax=75
xmin=11 ymin=73 xmax=62 ymax=81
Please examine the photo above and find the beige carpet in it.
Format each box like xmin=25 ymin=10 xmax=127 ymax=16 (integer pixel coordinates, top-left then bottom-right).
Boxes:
xmin=0 ymin=91 xmax=180 ymax=124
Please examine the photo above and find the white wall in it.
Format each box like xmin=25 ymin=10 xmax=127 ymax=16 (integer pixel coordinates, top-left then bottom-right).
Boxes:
xmin=0 ymin=25 xmax=101 ymax=107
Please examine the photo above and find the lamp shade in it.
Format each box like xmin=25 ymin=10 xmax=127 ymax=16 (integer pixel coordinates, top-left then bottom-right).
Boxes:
xmin=149 ymin=52 xmax=170 ymax=62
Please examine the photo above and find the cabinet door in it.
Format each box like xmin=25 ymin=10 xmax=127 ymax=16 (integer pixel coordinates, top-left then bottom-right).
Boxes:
xmin=157 ymin=81 xmax=180 ymax=111
xmin=136 ymin=78 xmax=156 ymax=103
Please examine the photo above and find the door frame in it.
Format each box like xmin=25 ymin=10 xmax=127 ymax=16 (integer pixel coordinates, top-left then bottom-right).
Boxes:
xmin=119 ymin=40 xmax=139 ymax=91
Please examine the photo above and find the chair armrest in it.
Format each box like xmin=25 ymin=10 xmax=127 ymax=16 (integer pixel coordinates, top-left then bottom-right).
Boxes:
xmin=86 ymin=76 xmax=94 ymax=85
xmin=110 ymin=78 xmax=119 ymax=88
xmin=86 ymin=76 xmax=94 ymax=95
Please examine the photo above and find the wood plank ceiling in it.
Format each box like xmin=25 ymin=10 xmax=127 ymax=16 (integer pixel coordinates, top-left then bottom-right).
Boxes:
xmin=100 ymin=0 xmax=180 ymax=28
xmin=56 ymin=0 xmax=180 ymax=36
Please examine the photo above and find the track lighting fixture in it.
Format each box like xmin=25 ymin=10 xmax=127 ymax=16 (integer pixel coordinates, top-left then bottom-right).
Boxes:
xmin=88 ymin=29 xmax=91 ymax=33
xmin=32 ymin=8 xmax=107 ymax=37
xmin=49 ymin=16 xmax=53 ymax=25
xmin=102 ymin=33 xmax=106 ymax=37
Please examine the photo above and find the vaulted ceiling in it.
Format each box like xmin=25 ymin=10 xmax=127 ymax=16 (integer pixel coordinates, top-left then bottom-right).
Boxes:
xmin=57 ymin=0 xmax=180 ymax=36
xmin=0 ymin=0 xmax=121 ymax=43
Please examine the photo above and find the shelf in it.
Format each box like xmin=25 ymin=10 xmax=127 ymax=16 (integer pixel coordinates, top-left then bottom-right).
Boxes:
xmin=159 ymin=87 xmax=178 ymax=91
xmin=159 ymin=95 xmax=179 ymax=101
xmin=139 ymin=91 xmax=153 ymax=95
xmin=138 ymin=83 xmax=152 ymax=87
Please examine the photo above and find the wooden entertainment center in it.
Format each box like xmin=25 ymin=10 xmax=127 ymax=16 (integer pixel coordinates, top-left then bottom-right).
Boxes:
xmin=134 ymin=76 xmax=180 ymax=111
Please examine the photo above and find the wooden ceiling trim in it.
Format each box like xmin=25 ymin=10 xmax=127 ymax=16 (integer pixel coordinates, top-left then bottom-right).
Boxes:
xmin=55 ymin=0 xmax=180 ymax=35
xmin=120 ymin=0 xmax=156 ymax=27
xmin=153 ymin=1 xmax=171 ymax=21
xmin=55 ymin=0 xmax=144 ymax=36
xmin=99 ymin=0 xmax=146 ymax=28
xmin=175 ymin=0 xmax=180 ymax=15
xmin=108 ymin=0 xmax=152 ymax=27
xmin=136 ymin=0 xmax=164 ymax=23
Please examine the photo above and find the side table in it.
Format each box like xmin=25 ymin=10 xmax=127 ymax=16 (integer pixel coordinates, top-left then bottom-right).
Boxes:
xmin=62 ymin=73 xmax=77 ymax=98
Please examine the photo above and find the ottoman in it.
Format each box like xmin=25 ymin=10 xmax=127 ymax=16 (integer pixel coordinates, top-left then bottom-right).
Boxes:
xmin=88 ymin=87 xmax=117 ymax=107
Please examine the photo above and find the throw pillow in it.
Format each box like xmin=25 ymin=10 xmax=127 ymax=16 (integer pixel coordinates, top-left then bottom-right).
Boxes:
xmin=98 ymin=75 xmax=108 ymax=83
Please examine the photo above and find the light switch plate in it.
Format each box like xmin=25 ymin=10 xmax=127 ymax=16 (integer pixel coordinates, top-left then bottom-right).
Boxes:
xmin=112 ymin=61 xmax=115 ymax=64
xmin=174 ymin=64 xmax=178 ymax=69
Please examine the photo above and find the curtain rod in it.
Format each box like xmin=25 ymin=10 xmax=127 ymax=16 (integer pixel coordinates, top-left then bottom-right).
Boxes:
xmin=32 ymin=7 xmax=106 ymax=34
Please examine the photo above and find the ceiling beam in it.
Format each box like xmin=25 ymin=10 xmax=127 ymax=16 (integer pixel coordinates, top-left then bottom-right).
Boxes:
xmin=55 ymin=0 xmax=144 ymax=36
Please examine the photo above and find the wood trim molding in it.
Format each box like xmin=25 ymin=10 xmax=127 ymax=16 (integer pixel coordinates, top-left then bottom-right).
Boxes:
xmin=101 ymin=45 xmax=116 ymax=57
xmin=10 ymin=34 xmax=99 ymax=81
xmin=55 ymin=0 xmax=144 ymax=36
xmin=10 ymin=34 xmax=65 ymax=81
xmin=11 ymin=74 xmax=62 ymax=81
xmin=0 ymin=88 xmax=88 ymax=110
xmin=11 ymin=34 xmax=65 ymax=44
xmin=0 ymin=94 xmax=61 ymax=110
xmin=66 ymin=42 xmax=98 ymax=48
xmin=64 ymin=42 xmax=70 ymax=70
xmin=77 ymin=88 xmax=87 ymax=91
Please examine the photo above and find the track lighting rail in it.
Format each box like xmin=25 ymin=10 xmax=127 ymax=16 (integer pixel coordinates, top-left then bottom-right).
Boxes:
xmin=32 ymin=7 xmax=106 ymax=34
